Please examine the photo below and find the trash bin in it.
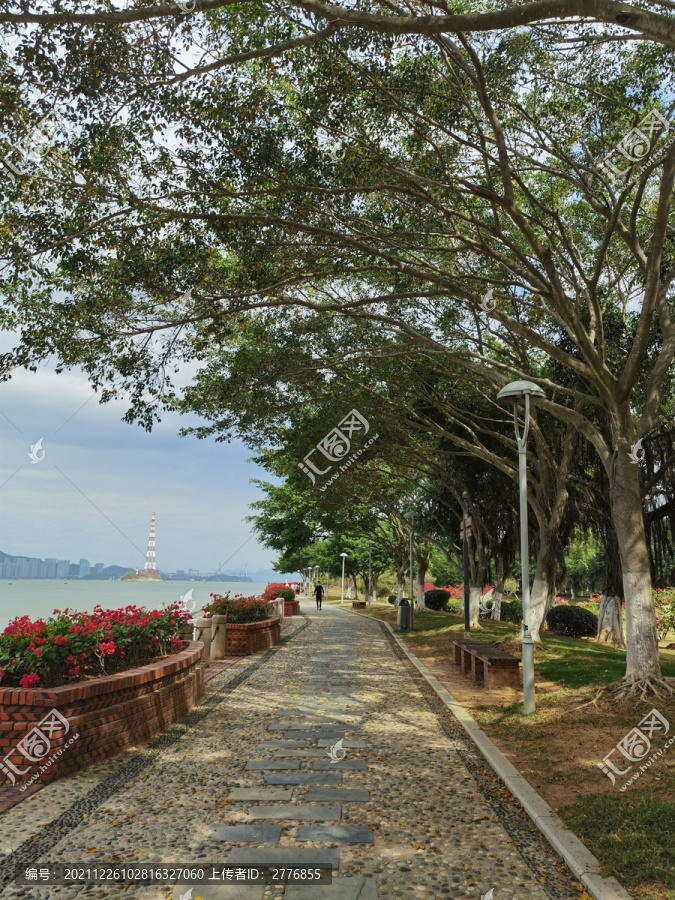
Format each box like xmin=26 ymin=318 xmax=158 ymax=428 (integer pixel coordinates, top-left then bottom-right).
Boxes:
xmin=397 ymin=598 xmax=411 ymax=631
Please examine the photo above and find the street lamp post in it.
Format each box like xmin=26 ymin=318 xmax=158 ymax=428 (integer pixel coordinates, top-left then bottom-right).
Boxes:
xmin=340 ymin=553 xmax=347 ymax=604
xmin=404 ymin=510 xmax=415 ymax=630
xmin=461 ymin=491 xmax=470 ymax=639
xmin=497 ymin=380 xmax=546 ymax=715
xmin=367 ymin=540 xmax=374 ymax=610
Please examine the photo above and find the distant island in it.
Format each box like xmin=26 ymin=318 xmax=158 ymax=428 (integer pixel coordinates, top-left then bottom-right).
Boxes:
xmin=119 ymin=572 xmax=163 ymax=583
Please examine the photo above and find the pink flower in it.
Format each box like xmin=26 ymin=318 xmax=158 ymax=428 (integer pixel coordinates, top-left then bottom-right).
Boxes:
xmin=34 ymin=648 xmax=42 ymax=656
xmin=20 ymin=673 xmax=40 ymax=688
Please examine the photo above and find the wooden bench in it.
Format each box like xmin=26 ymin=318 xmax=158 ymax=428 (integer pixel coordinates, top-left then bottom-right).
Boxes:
xmin=452 ymin=638 xmax=520 ymax=689
xmin=352 ymin=601 xmax=366 ymax=610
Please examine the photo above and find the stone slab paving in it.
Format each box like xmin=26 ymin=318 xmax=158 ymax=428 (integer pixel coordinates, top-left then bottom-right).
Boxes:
xmin=260 ymin=740 xmax=311 ymax=749
xmin=0 ymin=600 xmax=584 ymax=900
xmin=306 ymin=789 xmax=370 ymax=803
xmin=170 ymin=886 xmax=266 ymax=900
xmin=285 ymin=878 xmax=377 ymax=900
xmin=317 ymin=739 xmax=366 ymax=748
xmin=208 ymin=823 xmax=283 ymax=842
xmin=230 ymin=788 xmax=295 ymax=801
xmin=272 ymin=749 xmax=330 ymax=758
xmin=280 ymin=731 xmax=346 ymax=740
xmin=224 ymin=848 xmax=340 ymax=868
xmin=266 ymin=773 xmax=343 ymax=786
xmin=245 ymin=804 xmax=341 ymax=821
xmin=297 ymin=826 xmax=373 ymax=843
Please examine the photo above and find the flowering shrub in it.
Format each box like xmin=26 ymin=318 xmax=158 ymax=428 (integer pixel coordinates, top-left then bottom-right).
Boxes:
xmin=261 ymin=583 xmax=295 ymax=603
xmin=654 ymin=588 xmax=675 ymax=641
xmin=0 ymin=604 xmax=190 ymax=689
xmin=578 ymin=594 xmax=603 ymax=613
xmin=424 ymin=583 xmax=462 ymax=600
xmin=553 ymin=596 xmax=569 ymax=606
xmin=204 ymin=593 xmax=275 ymax=624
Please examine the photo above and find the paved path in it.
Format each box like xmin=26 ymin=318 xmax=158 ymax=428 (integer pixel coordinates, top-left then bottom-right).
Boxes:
xmin=0 ymin=601 xmax=580 ymax=900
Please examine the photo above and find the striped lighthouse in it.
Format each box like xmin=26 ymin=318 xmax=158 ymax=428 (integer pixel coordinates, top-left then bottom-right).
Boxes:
xmin=144 ymin=513 xmax=156 ymax=576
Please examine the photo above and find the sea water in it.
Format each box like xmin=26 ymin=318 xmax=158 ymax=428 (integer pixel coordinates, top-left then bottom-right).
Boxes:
xmin=0 ymin=580 xmax=272 ymax=631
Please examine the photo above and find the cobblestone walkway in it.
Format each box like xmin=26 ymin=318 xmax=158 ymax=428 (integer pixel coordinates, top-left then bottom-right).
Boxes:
xmin=0 ymin=601 xmax=581 ymax=900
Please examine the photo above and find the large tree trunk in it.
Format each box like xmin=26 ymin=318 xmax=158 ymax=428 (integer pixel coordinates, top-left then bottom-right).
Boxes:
xmin=597 ymin=593 xmax=625 ymax=648
xmin=469 ymin=585 xmax=481 ymax=628
xmin=515 ymin=531 xmax=557 ymax=643
xmin=610 ymin=444 xmax=661 ymax=681
xmin=416 ymin=571 xmax=426 ymax=609
xmin=395 ymin=560 xmax=406 ymax=605
xmin=459 ymin=583 xmax=482 ymax=628
xmin=351 ymin=573 xmax=359 ymax=601
xmin=596 ymin=513 xmax=625 ymax=648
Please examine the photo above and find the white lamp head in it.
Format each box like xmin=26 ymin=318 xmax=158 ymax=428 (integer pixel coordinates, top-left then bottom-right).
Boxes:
xmin=497 ymin=380 xmax=546 ymax=402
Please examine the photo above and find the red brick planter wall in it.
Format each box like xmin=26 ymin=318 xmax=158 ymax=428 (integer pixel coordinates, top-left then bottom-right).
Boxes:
xmin=0 ymin=642 xmax=204 ymax=786
xmin=224 ymin=617 xmax=281 ymax=656
xmin=284 ymin=599 xmax=300 ymax=616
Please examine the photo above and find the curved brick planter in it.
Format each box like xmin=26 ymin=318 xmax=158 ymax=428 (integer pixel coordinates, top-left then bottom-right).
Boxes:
xmin=225 ymin=617 xmax=281 ymax=656
xmin=284 ymin=599 xmax=300 ymax=616
xmin=0 ymin=641 xmax=204 ymax=786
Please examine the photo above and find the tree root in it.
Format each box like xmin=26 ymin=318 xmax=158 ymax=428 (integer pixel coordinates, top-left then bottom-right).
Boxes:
xmin=577 ymin=675 xmax=675 ymax=710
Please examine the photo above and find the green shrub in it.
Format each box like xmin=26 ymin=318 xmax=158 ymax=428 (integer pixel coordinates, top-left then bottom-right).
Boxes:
xmin=445 ymin=597 xmax=461 ymax=613
xmin=388 ymin=594 xmax=397 ymax=605
xmin=500 ymin=598 xmax=523 ymax=623
xmin=546 ymin=604 xmax=598 ymax=637
xmin=424 ymin=589 xmax=451 ymax=611
xmin=377 ymin=585 xmax=391 ymax=599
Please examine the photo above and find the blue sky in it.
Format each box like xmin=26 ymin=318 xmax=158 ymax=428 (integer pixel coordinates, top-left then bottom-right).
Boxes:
xmin=0 ymin=354 xmax=283 ymax=574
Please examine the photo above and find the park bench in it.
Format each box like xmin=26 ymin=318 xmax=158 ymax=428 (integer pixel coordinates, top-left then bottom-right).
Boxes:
xmin=352 ymin=601 xmax=366 ymax=609
xmin=452 ymin=638 xmax=520 ymax=689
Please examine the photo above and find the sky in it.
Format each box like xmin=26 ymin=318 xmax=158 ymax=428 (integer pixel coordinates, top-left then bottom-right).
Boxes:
xmin=0 ymin=351 xmax=286 ymax=575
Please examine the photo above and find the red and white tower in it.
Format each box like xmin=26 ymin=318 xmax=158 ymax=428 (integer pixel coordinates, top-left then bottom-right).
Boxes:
xmin=144 ymin=513 xmax=156 ymax=575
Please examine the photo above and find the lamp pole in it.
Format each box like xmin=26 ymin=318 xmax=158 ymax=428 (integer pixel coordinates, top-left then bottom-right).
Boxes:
xmin=367 ymin=540 xmax=374 ymax=610
xmin=462 ymin=492 xmax=470 ymax=639
xmin=340 ymin=553 xmax=347 ymax=604
xmin=497 ymin=380 xmax=546 ymax=715
xmin=404 ymin=510 xmax=415 ymax=630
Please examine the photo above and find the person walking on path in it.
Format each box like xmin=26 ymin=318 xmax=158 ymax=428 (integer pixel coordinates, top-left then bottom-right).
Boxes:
xmin=314 ymin=581 xmax=324 ymax=609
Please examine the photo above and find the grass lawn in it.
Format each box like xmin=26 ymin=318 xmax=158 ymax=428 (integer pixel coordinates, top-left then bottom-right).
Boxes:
xmin=323 ymin=592 xmax=675 ymax=900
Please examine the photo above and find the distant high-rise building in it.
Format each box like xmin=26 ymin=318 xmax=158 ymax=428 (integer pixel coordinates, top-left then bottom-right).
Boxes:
xmin=188 ymin=569 xmax=199 ymax=575
xmin=93 ymin=562 xmax=104 ymax=573
xmin=56 ymin=560 xmax=70 ymax=578
xmin=79 ymin=559 xmax=90 ymax=578
xmin=45 ymin=558 xmax=57 ymax=579
xmin=69 ymin=563 xmax=80 ymax=578
xmin=176 ymin=570 xmax=186 ymax=576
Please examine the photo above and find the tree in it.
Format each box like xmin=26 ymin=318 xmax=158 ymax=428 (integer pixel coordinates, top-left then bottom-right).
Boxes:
xmin=3 ymin=11 xmax=675 ymax=698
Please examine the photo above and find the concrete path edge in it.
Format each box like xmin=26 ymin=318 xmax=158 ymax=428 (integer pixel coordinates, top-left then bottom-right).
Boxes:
xmin=343 ymin=606 xmax=632 ymax=900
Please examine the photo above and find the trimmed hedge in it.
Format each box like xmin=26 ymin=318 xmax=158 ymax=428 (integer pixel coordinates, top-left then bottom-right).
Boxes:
xmin=500 ymin=598 xmax=523 ymax=623
xmin=446 ymin=597 xmax=461 ymax=613
xmin=388 ymin=594 xmax=397 ymax=605
xmin=424 ymin=589 xmax=452 ymax=611
xmin=546 ymin=604 xmax=598 ymax=637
